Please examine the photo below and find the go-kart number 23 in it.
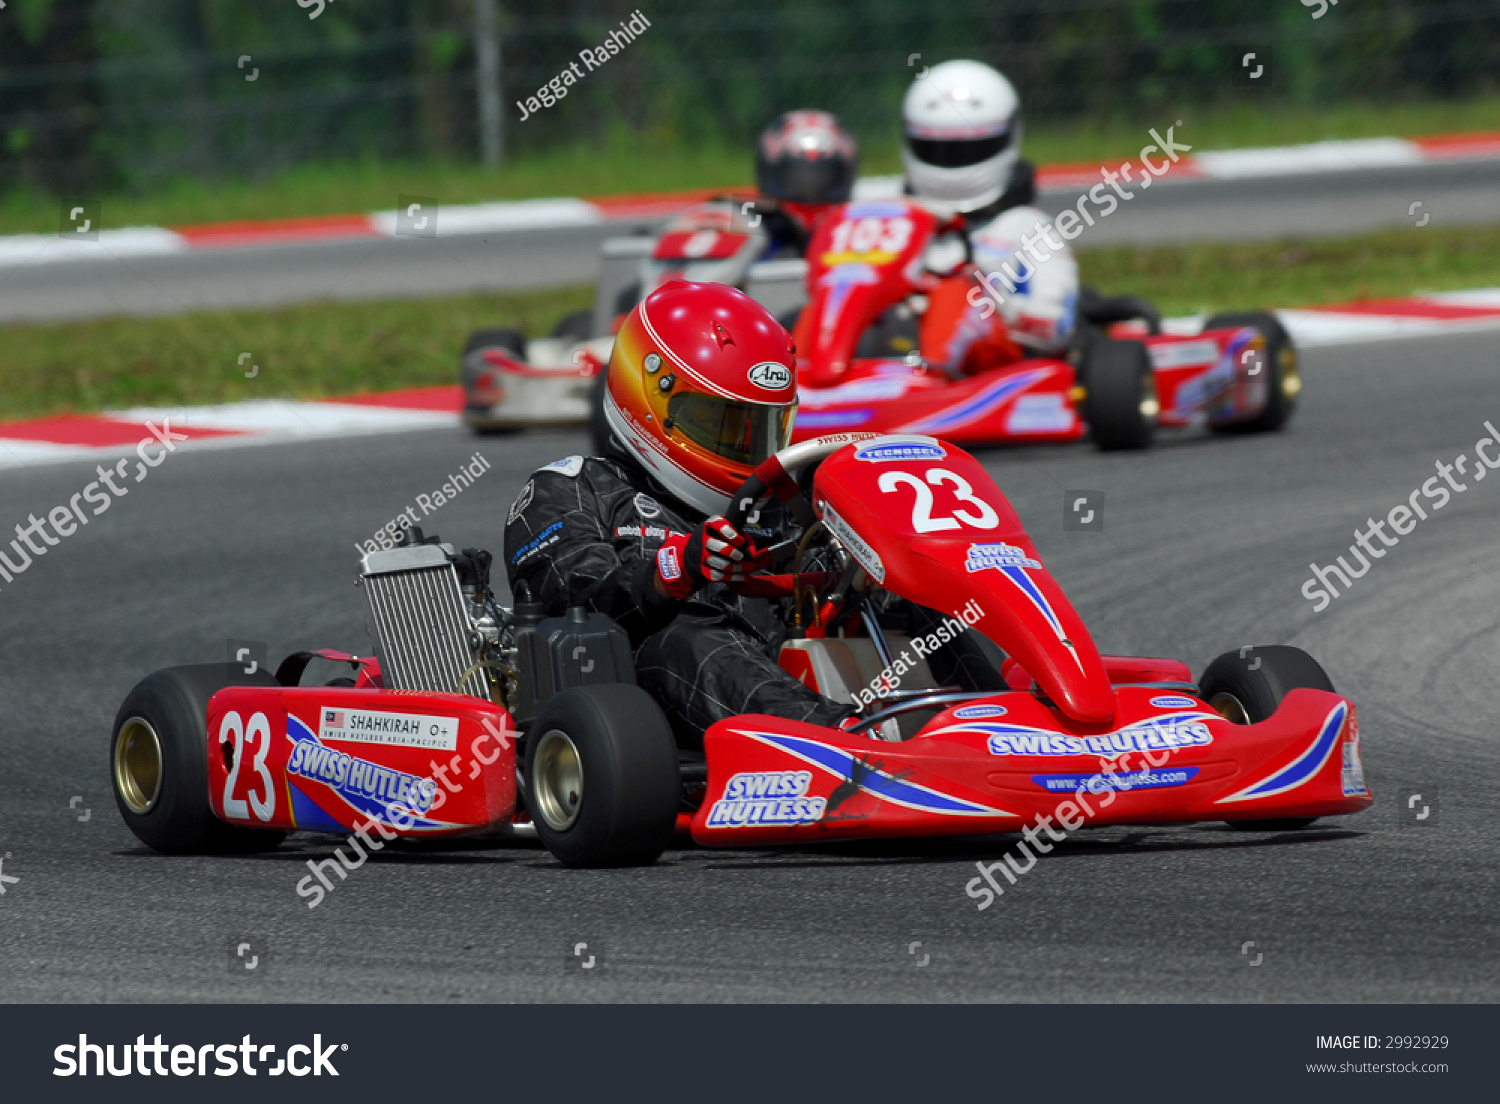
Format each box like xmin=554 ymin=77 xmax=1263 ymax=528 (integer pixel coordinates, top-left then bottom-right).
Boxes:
xmin=220 ymin=710 xmax=276 ymax=822
xmin=827 ymin=216 xmax=913 ymax=258
xmin=878 ymin=468 xmax=1000 ymax=533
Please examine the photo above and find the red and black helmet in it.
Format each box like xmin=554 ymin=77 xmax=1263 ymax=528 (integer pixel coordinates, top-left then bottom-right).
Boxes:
xmin=755 ymin=110 xmax=859 ymax=207
xmin=602 ymin=280 xmax=798 ymax=516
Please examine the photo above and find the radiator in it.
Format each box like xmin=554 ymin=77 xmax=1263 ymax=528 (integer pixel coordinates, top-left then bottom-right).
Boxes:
xmin=360 ymin=546 xmax=488 ymax=699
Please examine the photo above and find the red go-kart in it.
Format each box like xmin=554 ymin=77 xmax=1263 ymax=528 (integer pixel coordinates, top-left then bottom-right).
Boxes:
xmin=789 ymin=199 xmax=1301 ymax=449
xmin=110 ymin=434 xmax=1367 ymax=868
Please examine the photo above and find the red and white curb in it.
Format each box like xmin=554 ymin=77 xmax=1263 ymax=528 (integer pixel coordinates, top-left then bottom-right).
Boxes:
xmin=1032 ymin=131 xmax=1500 ymax=189
xmin=3 ymin=130 xmax=1497 ymax=269
xmin=0 ymin=386 xmax=460 ymax=471
xmin=6 ymin=293 xmax=1500 ymax=471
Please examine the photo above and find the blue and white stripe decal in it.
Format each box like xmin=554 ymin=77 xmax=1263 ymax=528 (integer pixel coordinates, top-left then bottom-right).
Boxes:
xmin=287 ymin=715 xmax=459 ymax=830
xmin=735 ymin=730 xmax=1015 ymax=818
xmin=1216 ymin=702 xmax=1348 ymax=803
xmin=964 ymin=542 xmax=1077 ymax=666
xmin=900 ymin=367 xmax=1053 ymax=435
xmin=998 ymin=560 xmax=1065 ymax=639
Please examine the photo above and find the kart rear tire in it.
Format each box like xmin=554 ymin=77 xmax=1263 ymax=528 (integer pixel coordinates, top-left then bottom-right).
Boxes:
xmin=1199 ymin=645 xmax=1335 ymax=832
xmin=462 ymin=329 xmax=528 ymax=436
xmin=1083 ymin=337 xmax=1157 ymax=450
xmin=1204 ymin=311 xmax=1299 ymax=433
xmin=551 ymin=309 xmax=595 ymax=342
xmin=462 ymin=327 xmax=526 ymax=358
xmin=110 ymin=665 xmax=288 ymax=854
xmin=524 ymin=684 xmax=679 ymax=867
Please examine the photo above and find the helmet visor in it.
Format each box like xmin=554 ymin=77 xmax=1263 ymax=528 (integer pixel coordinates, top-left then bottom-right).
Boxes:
xmin=906 ymin=129 xmax=1012 ymax=168
xmin=667 ymin=393 xmax=796 ymax=467
xmin=769 ymin=157 xmax=854 ymax=205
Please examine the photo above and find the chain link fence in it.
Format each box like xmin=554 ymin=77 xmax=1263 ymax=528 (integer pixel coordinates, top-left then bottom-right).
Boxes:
xmin=2 ymin=0 xmax=1497 ymax=192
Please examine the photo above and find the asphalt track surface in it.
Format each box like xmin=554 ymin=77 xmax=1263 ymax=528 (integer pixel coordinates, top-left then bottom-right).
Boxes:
xmin=2 ymin=159 xmax=1497 ymax=324
xmin=2 ymin=328 xmax=1498 ymax=1003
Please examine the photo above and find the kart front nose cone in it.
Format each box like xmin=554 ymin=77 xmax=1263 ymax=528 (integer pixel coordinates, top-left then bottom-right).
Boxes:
xmin=533 ymin=729 xmax=584 ymax=831
xmin=115 ymin=716 xmax=163 ymax=814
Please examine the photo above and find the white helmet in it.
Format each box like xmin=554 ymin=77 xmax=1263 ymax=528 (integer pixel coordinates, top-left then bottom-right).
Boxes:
xmin=902 ymin=60 xmax=1022 ymax=213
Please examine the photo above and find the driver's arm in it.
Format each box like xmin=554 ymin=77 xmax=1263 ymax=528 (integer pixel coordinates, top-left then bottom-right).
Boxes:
xmin=504 ymin=468 xmax=678 ymax=638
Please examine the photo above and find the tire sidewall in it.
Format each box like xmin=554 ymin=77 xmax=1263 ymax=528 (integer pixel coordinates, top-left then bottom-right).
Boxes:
xmin=110 ymin=665 xmax=283 ymax=854
xmin=1204 ymin=311 xmax=1296 ymax=431
xmin=1198 ymin=644 xmax=1335 ymax=724
xmin=1084 ymin=337 xmax=1155 ymax=450
xmin=524 ymin=685 xmax=678 ymax=867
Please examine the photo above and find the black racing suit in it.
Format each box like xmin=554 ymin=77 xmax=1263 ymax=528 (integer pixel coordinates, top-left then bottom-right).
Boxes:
xmin=502 ymin=444 xmax=1003 ymax=746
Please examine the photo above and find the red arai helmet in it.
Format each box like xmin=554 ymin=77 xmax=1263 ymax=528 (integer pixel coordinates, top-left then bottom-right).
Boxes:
xmin=602 ymin=280 xmax=798 ymax=516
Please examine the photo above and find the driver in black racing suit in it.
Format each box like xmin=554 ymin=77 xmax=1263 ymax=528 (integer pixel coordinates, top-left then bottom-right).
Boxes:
xmin=504 ymin=280 xmax=1002 ymax=747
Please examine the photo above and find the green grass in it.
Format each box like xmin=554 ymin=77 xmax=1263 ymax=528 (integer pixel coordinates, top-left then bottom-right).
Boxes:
xmin=1079 ymin=224 xmax=1500 ymax=317
xmin=0 ymin=96 xmax=1497 ymax=236
xmin=0 ymin=286 xmax=592 ymax=423
xmin=1013 ymin=96 xmax=1500 ymax=170
xmin=4 ymin=222 xmax=1499 ymax=423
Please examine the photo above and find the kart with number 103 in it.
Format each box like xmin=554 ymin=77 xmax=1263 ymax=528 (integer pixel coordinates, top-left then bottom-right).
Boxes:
xmin=785 ymin=197 xmax=1301 ymax=450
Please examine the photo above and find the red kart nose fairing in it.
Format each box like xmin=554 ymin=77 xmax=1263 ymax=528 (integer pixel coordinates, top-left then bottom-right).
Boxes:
xmin=692 ymin=689 xmax=1369 ymax=845
xmin=784 ymin=197 xmax=1290 ymax=446
xmin=811 ymin=435 xmax=1115 ymax=724
xmin=691 ymin=434 xmax=1371 ymax=847
xmin=795 ymin=200 xmax=940 ymax=388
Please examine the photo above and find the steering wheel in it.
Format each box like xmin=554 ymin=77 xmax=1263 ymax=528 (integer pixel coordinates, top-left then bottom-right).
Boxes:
xmin=721 ymin=434 xmax=878 ymax=598
xmin=724 ymin=433 xmax=981 ymax=725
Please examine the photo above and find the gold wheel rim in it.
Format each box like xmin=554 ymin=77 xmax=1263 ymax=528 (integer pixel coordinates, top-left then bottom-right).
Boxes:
xmin=115 ymin=716 xmax=163 ymax=814
xmin=1140 ymin=372 xmax=1160 ymax=422
xmin=533 ymin=729 xmax=583 ymax=831
xmin=1209 ymin=692 xmax=1251 ymax=726
xmin=1279 ymin=345 xmax=1302 ymax=400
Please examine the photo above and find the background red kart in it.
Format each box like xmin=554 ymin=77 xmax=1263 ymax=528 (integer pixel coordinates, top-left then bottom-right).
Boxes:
xmin=788 ymin=198 xmax=1302 ymax=449
xmin=110 ymin=434 xmax=1368 ymax=869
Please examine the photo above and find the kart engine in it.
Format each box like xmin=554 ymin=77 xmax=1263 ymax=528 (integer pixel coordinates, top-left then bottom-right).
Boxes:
xmin=358 ymin=530 xmax=513 ymax=706
xmin=357 ymin=528 xmax=634 ymax=726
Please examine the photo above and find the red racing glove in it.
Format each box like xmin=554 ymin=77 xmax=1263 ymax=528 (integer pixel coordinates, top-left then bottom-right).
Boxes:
xmin=655 ymin=516 xmax=768 ymax=599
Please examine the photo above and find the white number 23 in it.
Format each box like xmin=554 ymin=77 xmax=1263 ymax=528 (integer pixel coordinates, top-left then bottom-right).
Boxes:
xmin=219 ymin=710 xmax=276 ymax=823
xmin=877 ymin=468 xmax=1000 ymax=533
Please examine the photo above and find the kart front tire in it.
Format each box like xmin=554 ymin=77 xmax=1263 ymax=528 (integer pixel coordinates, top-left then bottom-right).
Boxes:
xmin=524 ymin=685 xmax=679 ymax=868
xmin=110 ymin=665 xmax=287 ymax=854
xmin=1205 ymin=311 xmax=1299 ymax=433
xmin=462 ymin=328 xmax=528 ymax=436
xmin=1083 ymin=337 xmax=1157 ymax=450
xmin=1199 ymin=645 xmax=1335 ymax=832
